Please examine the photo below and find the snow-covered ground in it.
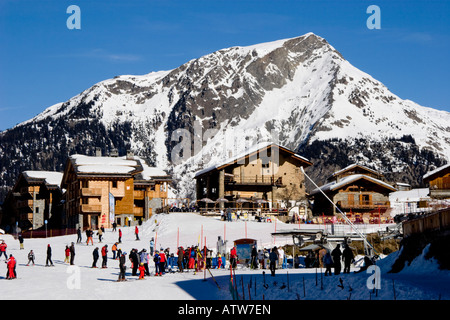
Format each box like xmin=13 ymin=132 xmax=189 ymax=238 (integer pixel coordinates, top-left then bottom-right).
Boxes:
xmin=1 ymin=212 xmax=448 ymax=300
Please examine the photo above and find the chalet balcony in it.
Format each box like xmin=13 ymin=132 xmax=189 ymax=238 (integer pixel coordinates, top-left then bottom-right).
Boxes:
xmin=81 ymin=204 xmax=102 ymax=214
xmin=81 ymin=188 xmax=102 ymax=197
xmin=17 ymin=199 xmax=33 ymax=210
xmin=225 ymin=175 xmax=284 ymax=187
xmin=134 ymin=190 xmax=145 ymax=200
xmin=133 ymin=207 xmax=144 ymax=216
xmin=338 ymin=201 xmax=390 ymax=210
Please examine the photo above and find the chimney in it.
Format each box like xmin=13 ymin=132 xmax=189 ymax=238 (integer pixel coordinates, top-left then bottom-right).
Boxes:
xmin=110 ymin=148 xmax=118 ymax=157
xmin=126 ymin=150 xmax=134 ymax=160
xmin=95 ymin=148 xmax=102 ymax=157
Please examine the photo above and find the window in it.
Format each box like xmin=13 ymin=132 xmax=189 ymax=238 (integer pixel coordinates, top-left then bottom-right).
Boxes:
xmin=112 ymin=181 xmax=118 ymax=188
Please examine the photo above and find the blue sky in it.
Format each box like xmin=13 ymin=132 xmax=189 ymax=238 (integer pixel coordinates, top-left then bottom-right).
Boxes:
xmin=1 ymin=0 xmax=449 ymax=131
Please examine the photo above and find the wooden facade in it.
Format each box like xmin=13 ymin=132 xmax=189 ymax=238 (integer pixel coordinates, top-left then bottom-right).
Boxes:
xmin=2 ymin=171 xmax=63 ymax=231
xmin=310 ymin=164 xmax=397 ymax=221
xmin=423 ymin=164 xmax=450 ymax=199
xmin=194 ymin=143 xmax=312 ymax=211
xmin=61 ymin=153 xmax=171 ymax=230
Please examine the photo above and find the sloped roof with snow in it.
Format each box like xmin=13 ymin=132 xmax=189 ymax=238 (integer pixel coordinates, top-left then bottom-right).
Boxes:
xmin=310 ymin=174 xmax=396 ymax=195
xmin=23 ymin=171 xmax=63 ymax=188
xmin=70 ymin=155 xmax=141 ymax=175
xmin=423 ymin=163 xmax=450 ymax=182
xmin=194 ymin=142 xmax=311 ymax=178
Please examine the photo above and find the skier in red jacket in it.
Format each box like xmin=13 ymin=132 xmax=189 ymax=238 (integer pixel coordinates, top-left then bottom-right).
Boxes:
xmin=230 ymin=246 xmax=238 ymax=269
xmin=135 ymin=226 xmax=140 ymax=240
xmin=138 ymin=262 xmax=146 ymax=279
xmin=0 ymin=240 xmax=7 ymax=260
xmin=158 ymin=249 xmax=166 ymax=275
xmin=101 ymin=245 xmax=108 ymax=268
xmin=6 ymin=255 xmax=16 ymax=279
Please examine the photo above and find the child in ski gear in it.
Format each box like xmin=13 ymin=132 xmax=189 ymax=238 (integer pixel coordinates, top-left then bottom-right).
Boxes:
xmin=27 ymin=250 xmax=35 ymax=266
xmin=138 ymin=262 xmax=145 ymax=279
xmin=46 ymin=244 xmax=54 ymax=266
xmin=118 ymin=229 xmax=122 ymax=243
xmin=64 ymin=245 xmax=70 ymax=263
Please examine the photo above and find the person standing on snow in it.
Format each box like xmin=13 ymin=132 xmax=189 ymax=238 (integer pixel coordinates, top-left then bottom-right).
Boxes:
xmin=135 ymin=226 xmax=140 ymax=241
xmin=27 ymin=250 xmax=35 ymax=266
xmin=138 ymin=263 xmax=146 ymax=280
xmin=0 ymin=240 xmax=8 ymax=260
xmin=46 ymin=244 xmax=54 ymax=267
xmin=118 ymin=229 xmax=122 ymax=243
xmin=112 ymin=242 xmax=118 ymax=259
xmin=158 ymin=249 xmax=167 ymax=275
xmin=149 ymin=238 xmax=154 ymax=256
xmin=6 ymin=254 xmax=16 ymax=279
xmin=69 ymin=242 xmax=76 ymax=265
xmin=129 ymin=248 xmax=139 ymax=276
xmin=342 ymin=244 xmax=354 ymax=274
xmin=269 ymin=247 xmax=278 ymax=277
xmin=139 ymin=249 xmax=150 ymax=276
xmin=323 ymin=250 xmax=333 ymax=276
xmin=92 ymin=247 xmax=99 ymax=268
xmin=251 ymin=245 xmax=258 ymax=269
xmin=331 ymin=244 xmax=342 ymax=275
xmin=177 ymin=247 xmax=184 ymax=272
xmin=229 ymin=246 xmax=237 ymax=270
xmin=118 ymin=252 xmax=127 ymax=281
xmin=101 ymin=245 xmax=108 ymax=268
xmin=76 ymin=227 xmax=82 ymax=243
xmin=64 ymin=245 xmax=70 ymax=263
xmin=153 ymin=250 xmax=160 ymax=276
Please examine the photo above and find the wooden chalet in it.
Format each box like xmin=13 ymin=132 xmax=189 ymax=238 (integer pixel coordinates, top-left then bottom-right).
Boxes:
xmin=194 ymin=142 xmax=312 ymax=212
xmin=61 ymin=152 xmax=171 ymax=230
xmin=310 ymin=164 xmax=397 ymax=223
xmin=3 ymin=171 xmax=64 ymax=231
xmin=423 ymin=164 xmax=450 ymax=199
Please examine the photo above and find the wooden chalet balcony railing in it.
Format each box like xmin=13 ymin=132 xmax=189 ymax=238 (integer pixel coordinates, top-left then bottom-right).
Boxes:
xmin=17 ymin=199 xmax=33 ymax=209
xmin=225 ymin=175 xmax=284 ymax=186
xmin=339 ymin=201 xmax=390 ymax=209
xmin=134 ymin=190 xmax=145 ymax=200
xmin=81 ymin=188 xmax=102 ymax=197
xmin=81 ymin=204 xmax=102 ymax=213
